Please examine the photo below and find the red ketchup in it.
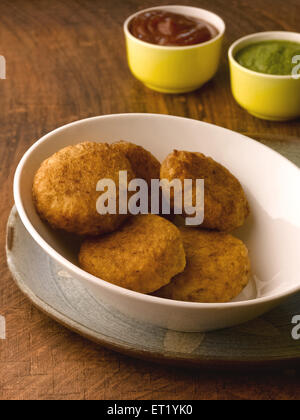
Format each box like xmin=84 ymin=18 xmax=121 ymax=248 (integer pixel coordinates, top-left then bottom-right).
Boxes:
xmin=129 ymin=10 xmax=218 ymax=47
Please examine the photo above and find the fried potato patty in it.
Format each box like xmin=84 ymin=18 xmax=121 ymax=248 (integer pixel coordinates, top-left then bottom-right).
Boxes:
xmin=112 ymin=141 xmax=160 ymax=187
xmin=33 ymin=142 xmax=135 ymax=236
xmin=154 ymin=228 xmax=251 ymax=303
xmin=79 ymin=215 xmax=186 ymax=294
xmin=160 ymin=150 xmax=250 ymax=231
xmin=112 ymin=141 xmax=168 ymax=217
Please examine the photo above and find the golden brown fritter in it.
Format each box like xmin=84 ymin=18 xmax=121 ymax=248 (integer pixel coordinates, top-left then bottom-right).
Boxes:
xmin=112 ymin=141 xmax=160 ymax=187
xmin=160 ymin=150 xmax=250 ymax=231
xmin=32 ymin=142 xmax=136 ymax=236
xmin=79 ymin=215 xmax=186 ymax=294
xmin=112 ymin=140 xmax=163 ymax=216
xmin=154 ymin=228 xmax=251 ymax=303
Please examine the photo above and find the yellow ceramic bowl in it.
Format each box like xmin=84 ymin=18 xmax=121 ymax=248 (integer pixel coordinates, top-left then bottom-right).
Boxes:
xmin=124 ymin=5 xmax=225 ymax=94
xmin=229 ymin=32 xmax=300 ymax=121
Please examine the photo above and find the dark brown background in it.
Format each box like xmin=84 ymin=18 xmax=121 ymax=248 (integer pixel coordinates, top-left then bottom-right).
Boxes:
xmin=0 ymin=0 xmax=300 ymax=400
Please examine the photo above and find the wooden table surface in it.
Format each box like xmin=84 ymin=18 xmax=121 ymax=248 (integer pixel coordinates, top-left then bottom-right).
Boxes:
xmin=0 ymin=0 xmax=300 ymax=400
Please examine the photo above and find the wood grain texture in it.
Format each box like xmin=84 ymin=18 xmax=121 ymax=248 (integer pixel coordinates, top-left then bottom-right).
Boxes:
xmin=0 ymin=0 xmax=300 ymax=400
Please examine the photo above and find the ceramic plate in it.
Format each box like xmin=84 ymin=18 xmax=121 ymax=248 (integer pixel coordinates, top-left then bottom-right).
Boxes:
xmin=7 ymin=131 xmax=300 ymax=369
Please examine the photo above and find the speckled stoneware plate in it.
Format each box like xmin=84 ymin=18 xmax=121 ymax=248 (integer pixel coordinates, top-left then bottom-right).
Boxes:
xmin=6 ymin=136 xmax=300 ymax=369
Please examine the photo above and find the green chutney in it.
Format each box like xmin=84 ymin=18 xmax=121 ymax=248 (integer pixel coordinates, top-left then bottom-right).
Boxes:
xmin=235 ymin=40 xmax=300 ymax=75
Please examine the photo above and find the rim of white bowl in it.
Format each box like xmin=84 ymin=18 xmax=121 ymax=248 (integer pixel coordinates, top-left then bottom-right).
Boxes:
xmin=124 ymin=5 xmax=226 ymax=51
xmin=14 ymin=113 xmax=300 ymax=310
xmin=228 ymin=31 xmax=300 ymax=80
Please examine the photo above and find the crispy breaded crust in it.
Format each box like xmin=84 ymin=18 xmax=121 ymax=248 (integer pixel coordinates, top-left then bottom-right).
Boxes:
xmin=112 ymin=141 xmax=160 ymax=187
xmin=112 ymin=140 xmax=167 ymax=217
xmin=79 ymin=215 xmax=186 ymax=294
xmin=160 ymin=150 xmax=250 ymax=231
xmin=154 ymin=228 xmax=251 ymax=303
xmin=32 ymin=142 xmax=135 ymax=236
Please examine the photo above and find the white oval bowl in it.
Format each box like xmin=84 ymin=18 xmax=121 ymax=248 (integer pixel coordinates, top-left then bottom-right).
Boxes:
xmin=14 ymin=114 xmax=300 ymax=332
